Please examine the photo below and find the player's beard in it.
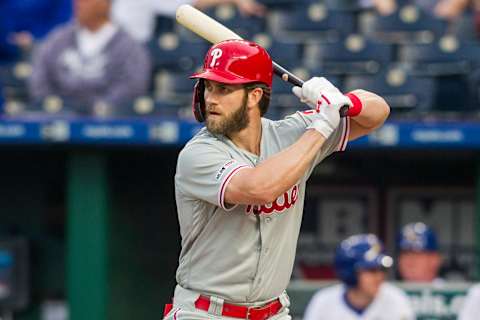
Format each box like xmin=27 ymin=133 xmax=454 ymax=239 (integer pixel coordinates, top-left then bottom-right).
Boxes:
xmin=206 ymin=92 xmax=249 ymax=136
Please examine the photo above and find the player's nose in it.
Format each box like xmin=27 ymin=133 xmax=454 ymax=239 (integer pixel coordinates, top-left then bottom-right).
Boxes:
xmin=204 ymin=88 xmax=220 ymax=104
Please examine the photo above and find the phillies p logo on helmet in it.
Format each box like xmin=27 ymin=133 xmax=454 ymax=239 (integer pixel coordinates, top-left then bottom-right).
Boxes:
xmin=210 ymin=48 xmax=223 ymax=68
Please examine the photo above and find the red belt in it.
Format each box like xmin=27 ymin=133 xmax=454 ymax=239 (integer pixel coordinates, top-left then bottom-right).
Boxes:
xmin=194 ymin=295 xmax=283 ymax=320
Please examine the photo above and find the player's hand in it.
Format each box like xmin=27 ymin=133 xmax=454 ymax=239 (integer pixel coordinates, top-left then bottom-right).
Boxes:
xmin=292 ymin=77 xmax=352 ymax=139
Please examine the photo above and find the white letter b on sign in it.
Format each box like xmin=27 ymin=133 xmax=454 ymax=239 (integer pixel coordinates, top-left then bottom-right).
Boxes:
xmin=210 ymin=48 xmax=223 ymax=68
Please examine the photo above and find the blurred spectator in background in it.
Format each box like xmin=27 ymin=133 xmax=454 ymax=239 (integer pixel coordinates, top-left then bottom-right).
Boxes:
xmin=112 ymin=0 xmax=266 ymax=42
xmin=29 ymin=0 xmax=151 ymax=116
xmin=303 ymin=234 xmax=414 ymax=320
xmin=458 ymin=284 xmax=480 ymax=320
xmin=397 ymin=222 xmax=443 ymax=283
xmin=0 ymin=0 xmax=72 ymax=62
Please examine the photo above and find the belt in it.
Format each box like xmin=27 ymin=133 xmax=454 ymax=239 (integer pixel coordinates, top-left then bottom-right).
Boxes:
xmin=194 ymin=295 xmax=283 ymax=320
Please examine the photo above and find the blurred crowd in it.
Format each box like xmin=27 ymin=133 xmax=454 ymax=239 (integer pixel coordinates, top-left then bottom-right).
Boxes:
xmin=1 ymin=0 xmax=480 ymax=118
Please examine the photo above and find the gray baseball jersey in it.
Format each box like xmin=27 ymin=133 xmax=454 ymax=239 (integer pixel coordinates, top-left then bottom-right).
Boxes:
xmin=174 ymin=111 xmax=350 ymax=303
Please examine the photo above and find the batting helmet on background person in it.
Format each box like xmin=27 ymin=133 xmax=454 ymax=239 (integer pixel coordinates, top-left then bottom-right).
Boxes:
xmin=397 ymin=222 xmax=438 ymax=252
xmin=334 ymin=234 xmax=394 ymax=287
xmin=190 ymin=39 xmax=273 ymax=122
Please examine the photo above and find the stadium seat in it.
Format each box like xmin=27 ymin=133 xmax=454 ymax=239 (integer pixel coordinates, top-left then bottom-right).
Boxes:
xmin=468 ymin=69 xmax=480 ymax=110
xmin=275 ymin=3 xmax=355 ymax=38
xmin=253 ymin=34 xmax=302 ymax=68
xmin=344 ymin=68 xmax=436 ymax=112
xmin=154 ymin=16 xmax=175 ymax=35
xmin=156 ymin=71 xmax=194 ymax=97
xmin=206 ymin=5 xmax=265 ymax=39
xmin=303 ymin=34 xmax=393 ymax=75
xmin=89 ymin=97 xmax=183 ymax=118
xmin=0 ymin=62 xmax=31 ymax=103
xmin=360 ymin=4 xmax=448 ymax=43
xmin=398 ymin=36 xmax=480 ymax=76
xmin=324 ymin=0 xmax=362 ymax=11
xmin=397 ymin=36 xmax=480 ymax=110
xmin=148 ymin=33 xmax=209 ymax=72
xmin=257 ymin=0 xmax=298 ymax=8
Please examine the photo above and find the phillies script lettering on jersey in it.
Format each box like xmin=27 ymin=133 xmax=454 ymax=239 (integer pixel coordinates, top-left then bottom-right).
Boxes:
xmin=245 ymin=185 xmax=299 ymax=215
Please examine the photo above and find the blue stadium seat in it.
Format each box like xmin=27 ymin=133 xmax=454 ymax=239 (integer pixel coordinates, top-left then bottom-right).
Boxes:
xmin=397 ymin=36 xmax=480 ymax=110
xmin=324 ymin=0 xmax=362 ymax=11
xmin=148 ymin=33 xmax=209 ymax=72
xmin=398 ymin=36 xmax=480 ymax=76
xmin=154 ymin=16 xmax=174 ymax=35
xmin=257 ymin=0 xmax=297 ymax=7
xmin=88 ymin=97 xmax=184 ymax=118
xmin=300 ymin=0 xmax=362 ymax=11
xmin=253 ymin=34 xmax=303 ymax=68
xmin=277 ymin=3 xmax=355 ymax=37
xmin=160 ymin=72 xmax=194 ymax=95
xmin=0 ymin=62 xmax=31 ymax=102
xmin=304 ymin=35 xmax=393 ymax=75
xmin=344 ymin=68 xmax=436 ymax=112
xmin=360 ymin=4 xmax=448 ymax=43
xmin=0 ymin=62 xmax=31 ymax=87
xmin=468 ymin=69 xmax=480 ymax=110
xmin=206 ymin=5 xmax=265 ymax=39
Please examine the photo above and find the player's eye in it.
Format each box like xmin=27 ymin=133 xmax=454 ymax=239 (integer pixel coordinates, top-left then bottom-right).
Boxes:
xmin=218 ymin=86 xmax=232 ymax=94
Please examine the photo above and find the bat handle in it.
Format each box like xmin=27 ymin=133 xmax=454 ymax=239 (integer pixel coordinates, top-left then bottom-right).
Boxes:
xmin=273 ymin=62 xmax=349 ymax=118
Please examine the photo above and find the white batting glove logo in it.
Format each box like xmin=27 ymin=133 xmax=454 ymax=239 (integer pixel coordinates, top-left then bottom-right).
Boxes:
xmin=292 ymin=77 xmax=352 ymax=139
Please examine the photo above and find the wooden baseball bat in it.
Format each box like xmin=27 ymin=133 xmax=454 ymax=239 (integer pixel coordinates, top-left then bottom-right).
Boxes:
xmin=175 ymin=4 xmax=349 ymax=116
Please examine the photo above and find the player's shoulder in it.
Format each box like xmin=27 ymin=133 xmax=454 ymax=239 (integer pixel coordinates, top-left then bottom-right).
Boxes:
xmin=310 ymin=283 xmax=344 ymax=304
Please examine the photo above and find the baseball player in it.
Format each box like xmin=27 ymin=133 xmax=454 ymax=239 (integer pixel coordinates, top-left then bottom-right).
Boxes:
xmin=397 ymin=222 xmax=443 ymax=283
xmin=165 ymin=39 xmax=390 ymax=320
xmin=458 ymin=283 xmax=480 ymax=320
xmin=303 ymin=234 xmax=415 ymax=320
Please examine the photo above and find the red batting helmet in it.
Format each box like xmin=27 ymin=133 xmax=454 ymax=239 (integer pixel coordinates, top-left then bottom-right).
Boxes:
xmin=190 ymin=39 xmax=273 ymax=122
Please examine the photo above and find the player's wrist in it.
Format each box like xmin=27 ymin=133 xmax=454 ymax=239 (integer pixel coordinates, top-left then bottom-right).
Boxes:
xmin=345 ymin=92 xmax=363 ymax=117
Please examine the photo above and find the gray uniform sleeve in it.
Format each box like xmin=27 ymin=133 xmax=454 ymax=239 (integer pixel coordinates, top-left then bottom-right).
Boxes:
xmin=176 ymin=142 xmax=252 ymax=210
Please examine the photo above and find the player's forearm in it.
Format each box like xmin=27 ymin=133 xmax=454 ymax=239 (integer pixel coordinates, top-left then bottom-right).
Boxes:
xmin=246 ymin=129 xmax=326 ymax=203
xmin=349 ymin=89 xmax=390 ymax=130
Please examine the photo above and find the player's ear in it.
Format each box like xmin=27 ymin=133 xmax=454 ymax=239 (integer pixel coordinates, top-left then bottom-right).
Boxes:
xmin=247 ymin=87 xmax=263 ymax=108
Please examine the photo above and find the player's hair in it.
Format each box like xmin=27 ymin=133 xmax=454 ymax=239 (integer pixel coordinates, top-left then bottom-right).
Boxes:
xmin=244 ymin=82 xmax=271 ymax=116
